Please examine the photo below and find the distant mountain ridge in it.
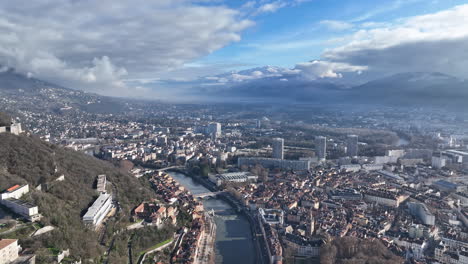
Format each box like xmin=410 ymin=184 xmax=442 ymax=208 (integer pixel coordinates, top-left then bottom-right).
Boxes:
xmin=198 ymin=71 xmax=468 ymax=109
xmin=1 ymin=67 xmax=467 ymax=109
xmin=0 ymin=69 xmax=127 ymax=114
xmin=348 ymin=72 xmax=468 ymax=107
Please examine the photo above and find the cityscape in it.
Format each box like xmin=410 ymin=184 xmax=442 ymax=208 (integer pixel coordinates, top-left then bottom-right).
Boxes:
xmin=1 ymin=1 xmax=468 ymax=264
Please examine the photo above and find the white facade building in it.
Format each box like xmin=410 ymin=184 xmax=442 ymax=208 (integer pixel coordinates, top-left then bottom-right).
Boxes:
xmin=0 ymin=185 xmax=29 ymax=201
xmin=1 ymin=185 xmax=40 ymax=221
xmin=408 ymin=202 xmax=435 ymax=226
xmin=363 ymin=190 xmax=408 ymax=207
xmin=432 ymin=156 xmax=447 ymax=169
xmin=0 ymin=239 xmax=19 ymax=264
xmin=83 ymin=193 xmax=113 ymax=228
xmin=209 ymin=172 xmax=258 ymax=186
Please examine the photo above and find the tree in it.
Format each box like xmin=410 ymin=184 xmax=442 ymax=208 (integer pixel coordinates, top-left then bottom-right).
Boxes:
xmin=0 ymin=112 xmax=11 ymax=126
xmin=200 ymin=164 xmax=210 ymax=178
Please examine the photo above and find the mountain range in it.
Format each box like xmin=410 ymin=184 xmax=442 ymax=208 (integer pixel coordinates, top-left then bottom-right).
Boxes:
xmin=195 ymin=68 xmax=468 ymax=109
xmin=0 ymin=69 xmax=128 ymax=114
xmin=1 ymin=67 xmax=467 ymax=110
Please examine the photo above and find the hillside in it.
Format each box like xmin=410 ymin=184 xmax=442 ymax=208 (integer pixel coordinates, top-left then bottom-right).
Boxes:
xmin=0 ymin=133 xmax=157 ymax=262
xmin=349 ymin=72 xmax=468 ymax=108
xmin=320 ymin=237 xmax=403 ymax=264
xmin=199 ymin=71 xmax=468 ymax=109
xmin=0 ymin=70 xmax=127 ymax=114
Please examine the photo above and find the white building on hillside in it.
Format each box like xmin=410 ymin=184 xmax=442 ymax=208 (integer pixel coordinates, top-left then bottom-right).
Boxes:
xmin=83 ymin=193 xmax=113 ymax=228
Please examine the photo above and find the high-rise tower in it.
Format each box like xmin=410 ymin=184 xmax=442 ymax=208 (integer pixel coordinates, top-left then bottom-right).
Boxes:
xmin=272 ymin=138 xmax=284 ymax=159
xmin=315 ymin=136 xmax=327 ymax=161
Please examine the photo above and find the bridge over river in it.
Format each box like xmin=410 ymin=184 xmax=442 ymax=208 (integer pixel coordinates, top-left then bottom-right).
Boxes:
xmin=193 ymin=191 xmax=226 ymax=199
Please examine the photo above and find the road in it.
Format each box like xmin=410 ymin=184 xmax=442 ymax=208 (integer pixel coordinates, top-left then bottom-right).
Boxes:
xmin=138 ymin=238 xmax=175 ymax=264
xmin=246 ymin=211 xmax=269 ymax=264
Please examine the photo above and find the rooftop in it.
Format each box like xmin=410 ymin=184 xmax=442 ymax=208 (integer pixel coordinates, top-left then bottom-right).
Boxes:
xmin=83 ymin=193 xmax=112 ymax=219
xmin=0 ymin=239 xmax=17 ymax=250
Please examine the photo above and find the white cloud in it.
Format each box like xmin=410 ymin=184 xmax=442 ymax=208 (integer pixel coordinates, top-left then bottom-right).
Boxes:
xmin=0 ymin=0 xmax=253 ymax=96
xmin=246 ymin=0 xmax=309 ymax=16
xmin=257 ymin=1 xmax=287 ymax=14
xmin=322 ymin=4 xmax=468 ymax=78
xmin=295 ymin=60 xmax=367 ymax=79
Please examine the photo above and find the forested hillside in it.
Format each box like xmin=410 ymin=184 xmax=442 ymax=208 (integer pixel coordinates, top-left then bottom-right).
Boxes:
xmin=0 ymin=132 xmax=156 ymax=262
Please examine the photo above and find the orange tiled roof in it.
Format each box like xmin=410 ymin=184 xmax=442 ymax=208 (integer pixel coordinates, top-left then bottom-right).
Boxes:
xmin=6 ymin=185 xmax=20 ymax=192
xmin=0 ymin=239 xmax=17 ymax=250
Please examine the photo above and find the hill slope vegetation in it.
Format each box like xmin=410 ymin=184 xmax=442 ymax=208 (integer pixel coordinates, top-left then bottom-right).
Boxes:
xmin=0 ymin=133 xmax=155 ymax=262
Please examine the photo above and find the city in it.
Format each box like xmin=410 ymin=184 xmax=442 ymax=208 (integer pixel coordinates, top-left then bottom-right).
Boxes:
xmin=1 ymin=1 xmax=468 ymax=264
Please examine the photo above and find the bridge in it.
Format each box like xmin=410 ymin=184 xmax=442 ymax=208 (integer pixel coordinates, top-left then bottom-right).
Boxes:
xmin=193 ymin=191 xmax=225 ymax=199
xmin=156 ymin=166 xmax=185 ymax=172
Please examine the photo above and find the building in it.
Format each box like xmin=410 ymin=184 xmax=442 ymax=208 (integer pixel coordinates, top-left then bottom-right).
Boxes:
xmin=386 ymin=149 xmax=406 ymax=158
xmin=283 ymin=234 xmax=322 ymax=258
xmin=408 ymin=202 xmax=435 ymax=226
xmin=256 ymin=119 xmax=262 ymax=129
xmin=96 ymin=174 xmax=107 ymax=193
xmin=377 ymin=170 xmax=404 ymax=181
xmin=207 ymin=122 xmax=222 ymax=138
xmin=0 ymin=239 xmax=19 ymax=264
xmin=340 ymin=164 xmax=361 ymax=172
xmin=238 ymin=157 xmax=310 ymax=171
xmin=393 ymin=238 xmax=427 ymax=260
xmin=315 ymin=136 xmax=326 ymax=161
xmin=208 ymin=172 xmax=258 ymax=186
xmin=433 ymin=180 xmax=466 ymax=193
xmin=1 ymin=185 xmax=40 ymax=222
xmin=435 ymin=245 xmax=468 ymax=264
xmin=374 ymin=156 xmax=398 ymax=164
xmin=1 ymin=185 xmax=29 ymax=200
xmin=362 ymin=164 xmax=383 ymax=171
xmin=259 ymin=208 xmax=284 ymax=225
xmin=432 ymin=156 xmax=447 ymax=169
xmin=272 ymin=138 xmax=284 ymax=160
xmin=1 ymin=199 xmax=40 ymax=222
xmin=443 ymin=149 xmax=468 ymax=169
xmin=346 ymin=135 xmax=358 ymax=157
xmin=363 ymin=189 xmax=408 ymax=207
xmin=0 ymin=122 xmax=22 ymax=136
xmin=83 ymin=193 xmax=113 ymax=228
xmin=329 ymin=189 xmax=362 ymax=200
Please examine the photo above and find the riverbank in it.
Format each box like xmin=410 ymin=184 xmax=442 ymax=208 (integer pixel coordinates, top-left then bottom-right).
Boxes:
xmin=167 ymin=171 xmax=257 ymax=264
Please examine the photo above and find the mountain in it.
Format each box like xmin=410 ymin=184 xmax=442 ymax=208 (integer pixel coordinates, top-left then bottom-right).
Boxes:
xmin=0 ymin=69 xmax=127 ymax=114
xmin=200 ymin=71 xmax=468 ymax=109
xmin=349 ymin=72 xmax=468 ymax=107
xmin=0 ymin=132 xmax=160 ymax=263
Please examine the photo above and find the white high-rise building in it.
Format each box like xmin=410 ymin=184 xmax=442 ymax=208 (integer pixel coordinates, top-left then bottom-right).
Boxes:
xmin=346 ymin=135 xmax=359 ymax=157
xmin=207 ymin=122 xmax=222 ymax=138
xmin=315 ymin=136 xmax=327 ymax=161
xmin=432 ymin=156 xmax=446 ymax=169
xmin=272 ymin=138 xmax=284 ymax=159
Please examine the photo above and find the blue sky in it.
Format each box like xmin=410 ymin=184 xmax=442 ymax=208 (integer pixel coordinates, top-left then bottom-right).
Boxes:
xmin=196 ymin=0 xmax=468 ymax=71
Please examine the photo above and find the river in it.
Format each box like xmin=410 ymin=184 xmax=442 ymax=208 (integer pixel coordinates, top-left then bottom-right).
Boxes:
xmin=167 ymin=172 xmax=256 ymax=264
